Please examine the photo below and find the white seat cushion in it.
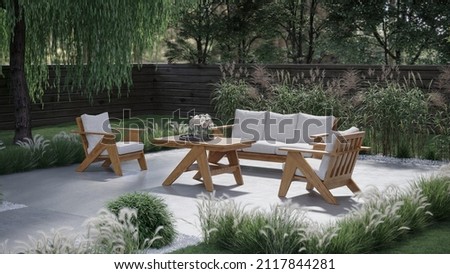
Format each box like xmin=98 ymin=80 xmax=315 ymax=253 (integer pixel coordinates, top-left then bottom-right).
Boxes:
xmin=296 ymin=113 xmax=335 ymax=143
xmin=232 ymin=109 xmax=267 ymax=141
xmin=242 ymin=140 xmax=281 ymax=154
xmin=100 ymin=141 xmax=144 ymax=156
xmin=282 ymin=158 xmax=322 ymax=178
xmin=81 ymin=112 xmax=112 ymax=154
xmin=266 ymin=112 xmax=299 ymax=143
xmin=275 ymin=142 xmax=313 ymax=157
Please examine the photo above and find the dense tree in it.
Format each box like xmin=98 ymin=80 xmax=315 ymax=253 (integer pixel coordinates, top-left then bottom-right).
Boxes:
xmin=324 ymin=0 xmax=450 ymax=65
xmin=271 ymin=0 xmax=327 ymax=63
xmin=0 ymin=0 xmax=184 ymax=143
xmin=165 ymin=0 xmax=222 ymax=64
xmin=217 ymin=0 xmax=278 ymax=63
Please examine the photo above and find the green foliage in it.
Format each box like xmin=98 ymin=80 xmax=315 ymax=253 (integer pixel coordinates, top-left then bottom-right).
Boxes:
xmin=324 ymin=0 xmax=450 ymax=65
xmin=7 ymin=207 xmax=166 ymax=254
xmin=50 ymin=132 xmax=85 ymax=166
xmin=16 ymin=134 xmax=55 ymax=168
xmin=198 ymin=176 xmax=449 ymax=254
xmin=85 ymin=208 xmax=160 ymax=254
xmin=198 ymin=194 xmax=308 ymax=254
xmin=356 ymin=82 xmax=428 ymax=157
xmin=165 ymin=0 xmax=221 ymax=64
xmin=0 ymin=133 xmax=83 ymax=175
xmin=211 ymin=78 xmax=255 ymax=121
xmin=414 ymin=176 xmax=450 ymax=221
xmin=13 ymin=228 xmax=91 ymax=254
xmin=0 ymin=145 xmax=35 ymax=174
xmin=213 ymin=65 xmax=450 ymax=160
xmin=106 ymin=192 xmax=176 ymax=249
xmin=1 ymin=0 xmax=184 ymax=101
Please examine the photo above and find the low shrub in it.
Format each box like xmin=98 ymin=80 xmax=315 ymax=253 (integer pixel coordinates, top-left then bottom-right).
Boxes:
xmin=49 ymin=132 xmax=84 ymax=166
xmin=106 ymin=192 xmax=176 ymax=249
xmin=0 ymin=132 xmax=84 ymax=175
xmin=0 ymin=146 xmax=34 ymax=174
xmin=414 ymin=176 xmax=450 ymax=221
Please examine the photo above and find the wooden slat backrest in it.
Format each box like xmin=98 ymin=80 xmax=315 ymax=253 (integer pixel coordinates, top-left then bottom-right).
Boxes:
xmin=326 ymin=132 xmax=365 ymax=179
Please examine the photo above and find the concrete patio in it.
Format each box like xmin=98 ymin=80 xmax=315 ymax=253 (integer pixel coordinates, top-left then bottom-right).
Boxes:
xmin=0 ymin=148 xmax=446 ymax=248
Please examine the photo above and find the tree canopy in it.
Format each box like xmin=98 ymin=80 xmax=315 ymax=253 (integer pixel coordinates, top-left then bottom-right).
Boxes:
xmin=0 ymin=0 xmax=186 ymax=142
xmin=165 ymin=0 xmax=450 ymax=65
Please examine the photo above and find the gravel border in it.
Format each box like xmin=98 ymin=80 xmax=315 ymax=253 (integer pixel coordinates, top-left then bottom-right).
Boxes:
xmin=0 ymin=201 xmax=27 ymax=213
xmin=144 ymin=234 xmax=202 ymax=254
xmin=359 ymin=154 xmax=448 ymax=168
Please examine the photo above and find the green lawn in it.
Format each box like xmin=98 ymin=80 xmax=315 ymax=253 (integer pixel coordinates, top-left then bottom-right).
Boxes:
xmin=0 ymin=114 xmax=184 ymax=147
xmin=374 ymin=219 xmax=450 ymax=254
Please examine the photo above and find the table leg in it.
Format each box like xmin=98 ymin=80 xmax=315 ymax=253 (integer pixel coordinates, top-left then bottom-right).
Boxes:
xmin=226 ymin=150 xmax=244 ymax=185
xmin=208 ymin=151 xmax=226 ymax=163
xmin=196 ymin=148 xmax=214 ymax=192
xmin=162 ymin=146 xmax=203 ymax=186
xmin=193 ymin=150 xmax=227 ymax=180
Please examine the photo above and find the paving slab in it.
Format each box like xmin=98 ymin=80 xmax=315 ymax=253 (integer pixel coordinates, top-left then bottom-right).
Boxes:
xmin=0 ymin=148 xmax=446 ymax=251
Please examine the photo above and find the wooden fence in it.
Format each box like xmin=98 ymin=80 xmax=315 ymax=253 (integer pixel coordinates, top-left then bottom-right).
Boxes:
xmin=0 ymin=64 xmax=448 ymax=130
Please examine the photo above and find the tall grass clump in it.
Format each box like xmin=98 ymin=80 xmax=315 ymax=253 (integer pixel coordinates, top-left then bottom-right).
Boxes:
xmin=198 ymin=176 xmax=450 ymax=254
xmin=414 ymin=176 xmax=450 ymax=221
xmin=321 ymin=185 xmax=431 ymax=253
xmin=0 ymin=132 xmax=84 ymax=175
xmin=0 ymin=146 xmax=34 ymax=174
xmin=212 ymin=78 xmax=257 ymax=122
xmin=16 ymin=134 xmax=56 ymax=168
xmin=49 ymin=132 xmax=84 ymax=166
xmin=6 ymin=207 xmax=165 ymax=254
xmin=13 ymin=228 xmax=90 ymax=254
xmin=356 ymin=82 xmax=428 ymax=157
xmin=106 ymin=192 xmax=176 ymax=249
xmin=198 ymin=193 xmax=311 ymax=254
xmin=85 ymin=208 xmax=163 ymax=253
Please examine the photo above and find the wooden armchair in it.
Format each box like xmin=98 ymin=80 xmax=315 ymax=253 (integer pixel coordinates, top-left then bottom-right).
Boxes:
xmin=75 ymin=112 xmax=147 ymax=176
xmin=278 ymin=131 xmax=365 ymax=205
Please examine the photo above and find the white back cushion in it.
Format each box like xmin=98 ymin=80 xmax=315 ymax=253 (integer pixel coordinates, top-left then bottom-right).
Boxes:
xmin=317 ymin=133 xmax=337 ymax=180
xmin=296 ymin=113 xmax=335 ymax=143
xmin=339 ymin=126 xmax=359 ymax=135
xmin=81 ymin=112 xmax=112 ymax=153
xmin=266 ymin=112 xmax=299 ymax=143
xmin=232 ymin=109 xmax=267 ymax=141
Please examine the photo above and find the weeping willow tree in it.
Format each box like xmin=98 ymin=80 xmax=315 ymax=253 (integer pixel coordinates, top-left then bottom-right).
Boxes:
xmin=0 ymin=0 xmax=186 ymax=143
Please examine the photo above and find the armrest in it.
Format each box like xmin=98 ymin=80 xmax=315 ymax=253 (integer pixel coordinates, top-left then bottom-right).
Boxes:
xmin=310 ymin=133 xmax=329 ymax=139
xmin=111 ymin=127 xmax=144 ymax=142
xmin=112 ymin=127 xmax=146 ymax=132
xmin=278 ymin=147 xmax=330 ymax=155
xmin=71 ymin=130 xmax=115 ymax=137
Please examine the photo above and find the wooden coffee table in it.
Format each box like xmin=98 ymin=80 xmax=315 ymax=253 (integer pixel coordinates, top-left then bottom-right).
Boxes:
xmin=152 ymin=136 xmax=255 ymax=191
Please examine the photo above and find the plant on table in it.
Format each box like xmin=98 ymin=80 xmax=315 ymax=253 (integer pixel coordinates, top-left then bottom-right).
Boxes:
xmin=188 ymin=113 xmax=215 ymax=140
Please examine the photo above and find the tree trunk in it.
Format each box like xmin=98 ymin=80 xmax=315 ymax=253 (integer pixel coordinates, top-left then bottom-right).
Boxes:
xmin=10 ymin=0 xmax=32 ymax=143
